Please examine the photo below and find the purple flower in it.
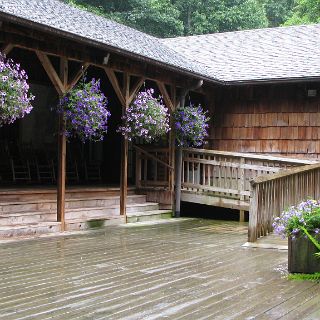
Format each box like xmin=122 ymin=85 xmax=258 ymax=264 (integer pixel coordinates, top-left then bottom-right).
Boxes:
xmin=0 ymin=53 xmax=34 ymax=126
xmin=57 ymin=78 xmax=110 ymax=142
xmin=173 ymin=104 xmax=210 ymax=147
xmin=117 ymin=89 xmax=170 ymax=143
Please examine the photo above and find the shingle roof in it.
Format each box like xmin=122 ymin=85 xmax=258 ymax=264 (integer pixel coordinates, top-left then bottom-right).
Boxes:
xmin=162 ymin=24 xmax=320 ymax=83
xmin=1 ymin=0 xmax=320 ymax=84
xmin=0 ymin=0 xmax=214 ymax=81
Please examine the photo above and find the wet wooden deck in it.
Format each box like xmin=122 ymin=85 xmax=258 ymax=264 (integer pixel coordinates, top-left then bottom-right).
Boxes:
xmin=0 ymin=219 xmax=319 ymax=319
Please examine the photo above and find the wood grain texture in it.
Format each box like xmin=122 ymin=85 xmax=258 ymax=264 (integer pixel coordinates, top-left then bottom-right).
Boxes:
xmin=209 ymin=83 xmax=320 ymax=158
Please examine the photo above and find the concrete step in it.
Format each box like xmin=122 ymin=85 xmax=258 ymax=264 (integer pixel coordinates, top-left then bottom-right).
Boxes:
xmin=0 ymin=187 xmax=137 ymax=202
xmin=0 ymin=195 xmax=147 ymax=213
xmin=0 ymin=202 xmax=159 ymax=225
xmin=0 ymin=221 xmax=61 ymax=237
xmin=126 ymin=210 xmax=173 ymax=223
xmin=0 ymin=209 xmax=171 ymax=237
xmin=0 ymin=211 xmax=56 ymax=225
xmin=0 ymin=215 xmax=127 ymax=237
xmin=64 ymin=202 xmax=159 ymax=220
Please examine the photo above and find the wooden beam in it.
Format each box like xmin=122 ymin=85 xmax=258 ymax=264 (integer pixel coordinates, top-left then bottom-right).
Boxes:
xmin=128 ymin=77 xmax=145 ymax=104
xmin=0 ymin=23 xmax=200 ymax=88
xmin=120 ymin=73 xmax=130 ymax=219
xmin=156 ymin=81 xmax=174 ymax=111
xmin=57 ymin=56 xmax=68 ymax=231
xmin=36 ymin=51 xmax=65 ymax=95
xmin=104 ymin=68 xmax=126 ymax=106
xmin=66 ymin=62 xmax=90 ymax=92
xmin=169 ymin=86 xmax=176 ymax=209
xmin=1 ymin=43 xmax=14 ymax=55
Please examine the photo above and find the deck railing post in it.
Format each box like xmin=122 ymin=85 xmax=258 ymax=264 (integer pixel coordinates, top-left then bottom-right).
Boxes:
xmin=239 ymin=157 xmax=245 ymax=222
xmin=248 ymin=182 xmax=259 ymax=242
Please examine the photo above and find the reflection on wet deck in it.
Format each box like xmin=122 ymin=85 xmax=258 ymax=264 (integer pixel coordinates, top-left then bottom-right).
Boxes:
xmin=0 ymin=219 xmax=319 ymax=319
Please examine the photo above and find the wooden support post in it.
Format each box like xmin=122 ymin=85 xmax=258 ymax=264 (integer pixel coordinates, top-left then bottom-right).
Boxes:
xmin=175 ymin=146 xmax=183 ymax=217
xmin=174 ymin=80 xmax=203 ymax=217
xmin=105 ymin=69 xmax=145 ymax=221
xmin=120 ymin=73 xmax=130 ymax=219
xmin=37 ymin=51 xmax=90 ymax=231
xmin=175 ymin=90 xmax=187 ymax=218
xmin=156 ymin=82 xmax=176 ymax=212
xmin=57 ymin=57 xmax=68 ymax=231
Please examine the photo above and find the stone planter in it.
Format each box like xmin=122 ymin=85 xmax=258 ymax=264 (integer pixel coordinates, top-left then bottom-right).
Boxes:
xmin=288 ymin=235 xmax=320 ymax=273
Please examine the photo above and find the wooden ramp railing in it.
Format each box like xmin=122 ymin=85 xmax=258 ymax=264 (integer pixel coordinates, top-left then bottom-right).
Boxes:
xmin=248 ymin=162 xmax=320 ymax=242
xmin=181 ymin=148 xmax=314 ymax=212
xmin=135 ymin=146 xmax=317 ymax=221
xmin=134 ymin=145 xmax=172 ymax=190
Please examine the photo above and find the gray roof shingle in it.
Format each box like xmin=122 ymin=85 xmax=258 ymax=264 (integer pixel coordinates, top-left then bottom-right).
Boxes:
xmin=1 ymin=0 xmax=320 ymax=84
xmin=162 ymin=25 xmax=320 ymax=83
xmin=0 ymin=0 xmax=214 ymax=81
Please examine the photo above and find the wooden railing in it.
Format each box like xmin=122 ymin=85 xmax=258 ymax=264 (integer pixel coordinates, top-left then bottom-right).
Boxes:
xmin=182 ymin=148 xmax=314 ymax=208
xmin=248 ymin=163 xmax=320 ymax=242
xmin=134 ymin=146 xmax=173 ymax=190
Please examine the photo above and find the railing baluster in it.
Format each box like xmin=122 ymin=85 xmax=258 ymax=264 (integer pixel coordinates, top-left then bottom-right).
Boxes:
xmin=249 ymin=163 xmax=320 ymax=242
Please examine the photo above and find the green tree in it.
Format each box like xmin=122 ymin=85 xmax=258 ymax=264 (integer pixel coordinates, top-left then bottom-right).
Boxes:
xmin=67 ymin=0 xmax=183 ymax=37
xmin=261 ymin=0 xmax=295 ymax=26
xmin=285 ymin=0 xmax=320 ymax=25
xmin=174 ymin=0 xmax=268 ymax=35
xmin=68 ymin=0 xmax=272 ymax=37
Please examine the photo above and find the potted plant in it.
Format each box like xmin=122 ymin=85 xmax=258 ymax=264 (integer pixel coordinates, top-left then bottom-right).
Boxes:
xmin=173 ymin=104 xmax=210 ymax=147
xmin=57 ymin=78 xmax=110 ymax=142
xmin=118 ymin=88 xmax=170 ymax=143
xmin=0 ymin=53 xmax=34 ymax=126
xmin=273 ymin=199 xmax=320 ymax=273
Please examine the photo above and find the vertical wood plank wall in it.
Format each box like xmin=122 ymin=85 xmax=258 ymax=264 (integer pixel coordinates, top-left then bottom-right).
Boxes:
xmin=209 ymin=83 xmax=320 ymax=158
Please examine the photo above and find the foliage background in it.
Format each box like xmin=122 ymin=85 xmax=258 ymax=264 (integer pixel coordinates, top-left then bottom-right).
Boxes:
xmin=65 ymin=0 xmax=319 ymax=37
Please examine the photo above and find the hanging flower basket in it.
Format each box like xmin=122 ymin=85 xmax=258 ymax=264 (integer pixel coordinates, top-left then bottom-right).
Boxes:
xmin=57 ymin=78 xmax=110 ymax=143
xmin=118 ymin=88 xmax=170 ymax=143
xmin=173 ymin=104 xmax=210 ymax=147
xmin=273 ymin=199 xmax=320 ymax=273
xmin=0 ymin=53 xmax=34 ymax=126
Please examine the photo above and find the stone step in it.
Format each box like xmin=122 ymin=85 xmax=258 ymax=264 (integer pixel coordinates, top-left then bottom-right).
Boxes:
xmin=0 ymin=202 xmax=159 ymax=225
xmin=0 ymin=195 xmax=147 ymax=213
xmin=126 ymin=210 xmax=173 ymax=223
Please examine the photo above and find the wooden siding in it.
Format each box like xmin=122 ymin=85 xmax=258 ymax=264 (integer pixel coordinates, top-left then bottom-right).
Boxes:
xmin=208 ymin=83 xmax=320 ymax=158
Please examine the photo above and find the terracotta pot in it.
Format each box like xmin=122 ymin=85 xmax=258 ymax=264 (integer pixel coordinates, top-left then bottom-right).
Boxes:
xmin=288 ymin=235 xmax=320 ymax=273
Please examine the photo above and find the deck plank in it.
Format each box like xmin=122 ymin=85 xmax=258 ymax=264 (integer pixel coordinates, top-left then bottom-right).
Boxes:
xmin=0 ymin=219 xmax=319 ymax=319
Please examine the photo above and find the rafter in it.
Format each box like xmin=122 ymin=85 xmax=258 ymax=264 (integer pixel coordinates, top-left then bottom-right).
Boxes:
xmin=156 ymin=81 xmax=174 ymax=111
xmin=0 ymin=25 xmax=200 ymax=88
xmin=129 ymin=77 xmax=145 ymax=104
xmin=36 ymin=51 xmax=65 ymax=95
xmin=66 ymin=62 xmax=90 ymax=92
xmin=104 ymin=68 xmax=126 ymax=106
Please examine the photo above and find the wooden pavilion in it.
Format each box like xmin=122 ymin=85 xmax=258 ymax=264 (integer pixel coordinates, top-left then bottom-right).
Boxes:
xmin=1 ymin=0 xmax=320 ymax=240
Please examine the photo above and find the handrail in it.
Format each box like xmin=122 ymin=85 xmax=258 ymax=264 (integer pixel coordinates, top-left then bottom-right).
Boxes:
xmin=134 ymin=145 xmax=173 ymax=170
xmin=251 ymin=162 xmax=320 ymax=186
xmin=248 ymin=162 xmax=320 ymax=242
xmin=184 ymin=147 xmax=316 ymax=165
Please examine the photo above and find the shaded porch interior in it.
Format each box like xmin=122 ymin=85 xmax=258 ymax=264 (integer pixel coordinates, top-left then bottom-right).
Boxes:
xmin=0 ymin=47 xmax=125 ymax=186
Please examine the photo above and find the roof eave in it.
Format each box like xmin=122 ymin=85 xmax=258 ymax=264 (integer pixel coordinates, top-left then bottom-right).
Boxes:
xmin=225 ymin=76 xmax=320 ymax=86
xmin=0 ymin=11 xmax=224 ymax=86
